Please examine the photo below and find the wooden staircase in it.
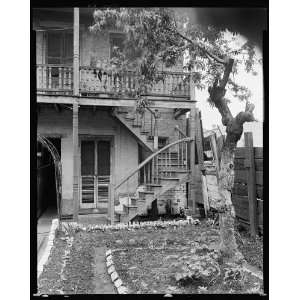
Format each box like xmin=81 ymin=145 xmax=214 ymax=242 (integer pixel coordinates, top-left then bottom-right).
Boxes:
xmin=113 ymin=136 xmax=193 ymax=224
xmin=111 ymin=108 xmax=155 ymax=153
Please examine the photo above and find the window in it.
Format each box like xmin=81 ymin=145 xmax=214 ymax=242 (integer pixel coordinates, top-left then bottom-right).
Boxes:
xmin=109 ymin=33 xmax=125 ymax=59
xmin=47 ymin=30 xmax=73 ymax=65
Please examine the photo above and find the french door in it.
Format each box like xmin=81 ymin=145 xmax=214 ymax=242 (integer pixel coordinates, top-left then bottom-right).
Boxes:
xmin=80 ymin=139 xmax=111 ymax=212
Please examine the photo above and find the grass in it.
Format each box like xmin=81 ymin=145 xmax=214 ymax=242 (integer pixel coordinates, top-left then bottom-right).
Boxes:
xmin=37 ymin=219 xmax=264 ymax=294
xmin=236 ymin=228 xmax=263 ymax=271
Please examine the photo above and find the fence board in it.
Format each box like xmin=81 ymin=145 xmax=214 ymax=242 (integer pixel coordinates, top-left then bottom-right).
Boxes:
xmin=235 ymin=147 xmax=263 ymax=159
xmin=234 ymin=158 xmax=246 ymax=170
xmin=257 ymin=186 xmax=263 ymax=199
xmin=234 ymin=158 xmax=263 ymax=171
xmin=234 ymin=170 xmax=263 ymax=185
xmin=234 ymin=206 xmax=249 ymax=221
xmin=257 ymin=199 xmax=263 ymax=226
xmin=232 ymin=194 xmax=248 ymax=207
xmin=232 ymin=195 xmax=263 ymax=225
xmin=232 ymin=184 xmax=263 ymax=199
xmin=232 ymin=183 xmax=248 ymax=196
xmin=254 ymin=159 xmax=264 ymax=171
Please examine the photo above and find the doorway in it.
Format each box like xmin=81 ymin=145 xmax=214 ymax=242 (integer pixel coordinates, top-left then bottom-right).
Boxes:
xmin=37 ymin=137 xmax=61 ymax=219
xmin=80 ymin=138 xmax=112 ymax=213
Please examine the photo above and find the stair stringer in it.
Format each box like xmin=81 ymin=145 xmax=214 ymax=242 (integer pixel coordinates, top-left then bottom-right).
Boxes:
xmin=111 ymin=109 xmax=154 ymax=153
xmin=119 ymin=172 xmax=191 ymax=223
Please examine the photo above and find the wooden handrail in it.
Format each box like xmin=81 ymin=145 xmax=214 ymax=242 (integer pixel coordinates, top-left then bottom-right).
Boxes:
xmin=79 ymin=65 xmax=190 ymax=76
xmin=115 ymin=137 xmax=193 ymax=190
xmin=36 ymin=64 xmax=190 ymax=76
xmin=36 ymin=64 xmax=73 ymax=68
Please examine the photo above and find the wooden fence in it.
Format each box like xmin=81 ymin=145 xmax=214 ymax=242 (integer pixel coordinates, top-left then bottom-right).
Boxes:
xmin=232 ymin=132 xmax=264 ymax=236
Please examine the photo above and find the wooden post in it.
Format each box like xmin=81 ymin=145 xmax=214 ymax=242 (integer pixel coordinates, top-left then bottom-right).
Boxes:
xmin=194 ymin=108 xmax=204 ymax=208
xmin=153 ymin=110 xmax=159 ymax=150
xmin=72 ymin=7 xmax=80 ymax=222
xmin=73 ymin=8 xmax=80 ymax=96
xmin=245 ymin=132 xmax=258 ymax=237
xmin=189 ymin=110 xmax=196 ymax=213
xmin=110 ymin=176 xmax=115 ymax=225
xmin=210 ymin=133 xmax=220 ymax=179
xmin=195 ymin=109 xmax=205 ymax=171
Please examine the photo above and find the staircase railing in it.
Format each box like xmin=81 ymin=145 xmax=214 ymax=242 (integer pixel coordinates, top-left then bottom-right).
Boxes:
xmin=115 ymin=137 xmax=193 ymax=196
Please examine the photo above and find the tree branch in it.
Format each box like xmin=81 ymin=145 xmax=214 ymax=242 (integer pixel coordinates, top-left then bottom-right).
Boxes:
xmin=224 ymin=101 xmax=255 ymax=149
xmin=235 ymin=101 xmax=255 ymax=124
xmin=219 ymin=59 xmax=234 ymax=89
xmin=175 ymin=30 xmax=228 ymax=65
xmin=208 ymin=58 xmax=235 ymax=126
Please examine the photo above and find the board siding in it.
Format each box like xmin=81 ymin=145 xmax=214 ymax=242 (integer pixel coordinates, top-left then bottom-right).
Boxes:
xmin=232 ymin=146 xmax=264 ymax=232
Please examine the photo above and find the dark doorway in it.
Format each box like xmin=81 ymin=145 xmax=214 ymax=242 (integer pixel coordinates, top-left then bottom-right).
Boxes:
xmin=37 ymin=138 xmax=61 ymax=219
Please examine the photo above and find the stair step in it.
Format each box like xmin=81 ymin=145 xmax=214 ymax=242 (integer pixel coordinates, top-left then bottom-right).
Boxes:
xmin=146 ymin=184 xmax=162 ymax=187
xmin=115 ymin=210 xmax=127 ymax=215
xmin=125 ymin=116 xmax=135 ymax=121
xmin=139 ymin=190 xmax=155 ymax=194
xmin=123 ymin=204 xmax=138 ymax=209
xmin=157 ymin=163 xmax=185 ymax=166
xmin=158 ymin=177 xmax=180 ymax=180
xmin=159 ymin=169 xmax=189 ymax=173
xmin=132 ymin=124 xmax=142 ymax=128
xmin=140 ymin=131 xmax=150 ymax=135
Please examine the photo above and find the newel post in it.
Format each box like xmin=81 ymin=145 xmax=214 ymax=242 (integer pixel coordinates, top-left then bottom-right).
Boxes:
xmin=72 ymin=7 xmax=80 ymax=221
xmin=153 ymin=109 xmax=159 ymax=151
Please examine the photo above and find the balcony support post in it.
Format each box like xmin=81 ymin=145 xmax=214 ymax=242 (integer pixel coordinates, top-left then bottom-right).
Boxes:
xmin=188 ymin=75 xmax=196 ymax=215
xmin=154 ymin=109 xmax=159 ymax=151
xmin=72 ymin=7 xmax=80 ymax=222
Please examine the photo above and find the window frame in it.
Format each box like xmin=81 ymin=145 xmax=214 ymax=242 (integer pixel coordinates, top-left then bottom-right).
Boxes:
xmin=46 ymin=29 xmax=73 ymax=65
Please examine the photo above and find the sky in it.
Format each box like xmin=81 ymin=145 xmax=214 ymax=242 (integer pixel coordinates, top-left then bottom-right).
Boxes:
xmin=177 ymin=8 xmax=266 ymax=130
xmin=196 ymin=38 xmax=264 ymax=130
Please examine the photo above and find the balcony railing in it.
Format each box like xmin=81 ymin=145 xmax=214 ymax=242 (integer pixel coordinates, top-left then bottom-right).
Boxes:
xmin=36 ymin=64 xmax=73 ymax=95
xmin=36 ymin=64 xmax=191 ymax=98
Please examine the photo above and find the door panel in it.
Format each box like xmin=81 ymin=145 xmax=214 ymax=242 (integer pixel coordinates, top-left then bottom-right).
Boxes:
xmin=81 ymin=141 xmax=95 ymax=175
xmin=80 ymin=139 xmax=111 ymax=211
xmin=96 ymin=141 xmax=110 ymax=211
xmin=97 ymin=141 xmax=110 ymax=176
xmin=81 ymin=176 xmax=95 ymax=205
xmin=81 ymin=141 xmax=96 ymax=208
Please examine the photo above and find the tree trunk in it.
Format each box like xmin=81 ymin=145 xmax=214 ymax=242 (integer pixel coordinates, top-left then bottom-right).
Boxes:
xmin=208 ymin=71 xmax=256 ymax=261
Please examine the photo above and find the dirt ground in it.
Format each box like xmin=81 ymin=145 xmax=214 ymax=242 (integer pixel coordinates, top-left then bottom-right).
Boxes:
xmin=37 ymin=220 xmax=264 ymax=294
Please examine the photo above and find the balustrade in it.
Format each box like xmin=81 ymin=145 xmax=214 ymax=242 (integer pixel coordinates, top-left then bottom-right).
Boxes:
xmin=36 ymin=64 xmax=191 ymax=98
xmin=36 ymin=64 xmax=73 ymax=93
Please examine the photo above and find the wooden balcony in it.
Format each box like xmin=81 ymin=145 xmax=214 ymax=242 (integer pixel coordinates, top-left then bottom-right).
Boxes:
xmin=36 ymin=64 xmax=191 ymax=100
xmin=36 ymin=64 xmax=73 ymax=95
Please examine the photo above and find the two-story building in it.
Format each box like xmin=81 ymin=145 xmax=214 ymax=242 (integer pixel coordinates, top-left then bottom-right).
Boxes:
xmin=34 ymin=8 xmax=201 ymax=224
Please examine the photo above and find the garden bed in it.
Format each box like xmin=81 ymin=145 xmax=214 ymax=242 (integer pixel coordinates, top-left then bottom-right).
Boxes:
xmin=37 ymin=219 xmax=263 ymax=294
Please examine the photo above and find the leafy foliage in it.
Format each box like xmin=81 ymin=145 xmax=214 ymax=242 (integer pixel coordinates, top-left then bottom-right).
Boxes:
xmin=90 ymin=8 xmax=261 ymax=103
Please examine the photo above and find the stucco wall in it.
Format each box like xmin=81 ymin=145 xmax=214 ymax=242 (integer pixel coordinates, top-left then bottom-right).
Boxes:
xmin=35 ymin=23 xmax=184 ymax=71
xmin=80 ymin=29 xmax=110 ymax=67
xmin=37 ymin=106 xmax=139 ymax=215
